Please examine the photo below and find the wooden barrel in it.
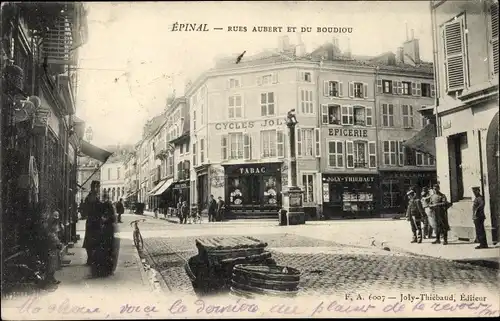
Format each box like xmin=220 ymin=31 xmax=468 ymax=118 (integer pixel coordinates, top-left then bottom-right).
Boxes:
xmin=230 ymin=265 xmax=301 ymax=298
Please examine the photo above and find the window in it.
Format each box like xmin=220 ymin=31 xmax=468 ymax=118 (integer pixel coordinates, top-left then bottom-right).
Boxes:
xmin=117 ymin=168 xmax=120 ymax=179
xmin=193 ymin=110 xmax=196 ymax=130
xmin=200 ymin=139 xmax=205 ymax=163
xmin=322 ymin=104 xmax=341 ymax=125
xmin=228 ymin=95 xmax=242 ymax=118
xmin=261 ymin=130 xmax=277 ymax=158
xmin=398 ymin=141 xmax=405 ymax=166
xmin=222 ymin=133 xmax=252 ymax=160
xmin=168 ymin=152 xmax=174 ymax=175
xmin=353 ymin=141 xmax=367 ymax=168
xmin=302 ymin=174 xmax=315 ymax=203
xmin=402 ymin=81 xmax=411 ymax=95
xmin=300 ymin=90 xmax=314 ymax=114
xmin=416 ymin=152 xmax=435 ymax=166
xmin=381 ymin=103 xmax=394 ymax=127
xmin=421 ymin=83 xmax=432 ymax=97
xmin=200 ymin=103 xmax=204 ymax=125
xmin=383 ymin=80 xmax=392 ymax=93
xmin=300 ymin=71 xmax=312 ymax=82
xmin=229 ymin=78 xmax=241 ymax=88
xmin=185 ymin=142 xmax=189 ymax=153
xmin=368 ymin=142 xmax=377 ymax=168
xmin=490 ymin=1 xmax=499 ymax=75
xmin=107 ymin=168 xmax=111 ymax=180
xmin=277 ymin=130 xmax=285 ymax=158
xmin=180 ymin=144 xmax=184 ymax=155
xmin=341 ymin=106 xmax=354 ymax=125
xmin=443 ymin=14 xmax=467 ymax=92
xmin=297 ymin=128 xmax=314 ymax=157
xmin=323 ymin=81 xmax=342 ymax=97
xmin=352 ymin=82 xmax=365 ymax=98
xmin=402 ymin=105 xmax=414 ymax=128
xmin=260 ymin=92 xmax=275 ymax=116
xmin=383 ymin=141 xmax=398 ymax=166
xmin=192 ymin=142 xmax=197 ymax=166
xmin=257 ymin=73 xmax=278 ymax=85
xmin=353 ymin=106 xmax=366 ymax=126
xmin=328 ymin=141 xmax=344 ymax=168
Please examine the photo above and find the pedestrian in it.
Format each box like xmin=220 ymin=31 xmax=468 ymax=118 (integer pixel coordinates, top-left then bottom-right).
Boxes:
xmin=208 ymin=195 xmax=217 ymax=222
xmin=116 ymin=198 xmax=124 ymax=223
xmin=216 ymin=196 xmax=225 ymax=222
xmin=45 ymin=211 xmax=63 ymax=288
xmin=177 ymin=199 xmax=183 ymax=223
xmin=429 ymin=184 xmax=451 ymax=245
xmin=420 ymin=187 xmax=435 ymax=239
xmin=91 ymin=191 xmax=117 ymax=278
xmin=154 ymin=208 xmax=159 ymax=219
xmin=181 ymin=201 xmax=189 ymax=224
xmin=406 ymin=189 xmax=425 ymax=243
xmin=472 ymin=187 xmax=488 ymax=249
xmin=82 ymin=180 xmax=102 ymax=265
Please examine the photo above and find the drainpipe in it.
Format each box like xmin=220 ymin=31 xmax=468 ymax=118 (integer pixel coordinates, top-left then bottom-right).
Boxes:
xmin=374 ymin=66 xmax=381 ymax=215
xmin=430 ymin=1 xmax=441 ymax=136
xmin=477 ymin=130 xmax=485 ymax=197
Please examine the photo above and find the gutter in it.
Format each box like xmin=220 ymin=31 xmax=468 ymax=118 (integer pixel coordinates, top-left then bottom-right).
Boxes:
xmin=430 ymin=1 xmax=441 ymax=136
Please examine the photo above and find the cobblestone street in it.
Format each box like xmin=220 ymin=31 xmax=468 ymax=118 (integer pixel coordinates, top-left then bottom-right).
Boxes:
xmin=141 ymin=231 xmax=499 ymax=297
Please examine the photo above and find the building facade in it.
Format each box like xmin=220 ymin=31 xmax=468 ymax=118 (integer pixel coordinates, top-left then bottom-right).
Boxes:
xmin=100 ymin=161 xmax=125 ymax=202
xmin=76 ymin=156 xmax=101 ymax=204
xmin=431 ymin=0 xmax=499 ymax=243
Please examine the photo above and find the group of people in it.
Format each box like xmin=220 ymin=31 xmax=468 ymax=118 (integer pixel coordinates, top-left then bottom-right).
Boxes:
xmin=82 ymin=180 xmax=119 ymax=278
xmin=165 ymin=194 xmax=225 ymax=224
xmin=406 ymin=184 xmax=489 ymax=249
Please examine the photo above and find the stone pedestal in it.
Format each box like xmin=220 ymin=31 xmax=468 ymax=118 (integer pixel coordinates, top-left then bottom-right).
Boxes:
xmin=282 ymin=186 xmax=305 ymax=225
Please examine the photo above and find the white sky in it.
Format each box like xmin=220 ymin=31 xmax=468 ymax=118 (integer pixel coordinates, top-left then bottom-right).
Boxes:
xmin=75 ymin=1 xmax=433 ymax=148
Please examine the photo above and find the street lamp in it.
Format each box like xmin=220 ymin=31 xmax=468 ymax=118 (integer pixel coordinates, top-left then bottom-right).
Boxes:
xmin=281 ymin=109 xmax=305 ymax=225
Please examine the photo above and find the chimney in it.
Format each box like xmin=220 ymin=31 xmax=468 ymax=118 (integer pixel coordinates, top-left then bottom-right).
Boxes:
xmin=403 ymin=36 xmax=420 ymax=65
xmin=332 ymin=37 xmax=341 ymax=58
xmin=295 ymin=32 xmax=306 ymax=56
xmin=396 ymin=47 xmax=404 ymax=64
xmin=278 ymin=35 xmax=290 ymax=52
xmin=345 ymin=37 xmax=352 ymax=59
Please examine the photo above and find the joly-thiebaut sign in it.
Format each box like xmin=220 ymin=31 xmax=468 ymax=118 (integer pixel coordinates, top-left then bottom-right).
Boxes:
xmin=215 ymin=118 xmax=284 ymax=130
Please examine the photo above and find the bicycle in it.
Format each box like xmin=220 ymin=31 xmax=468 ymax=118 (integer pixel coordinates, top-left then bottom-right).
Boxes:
xmin=130 ymin=219 xmax=146 ymax=251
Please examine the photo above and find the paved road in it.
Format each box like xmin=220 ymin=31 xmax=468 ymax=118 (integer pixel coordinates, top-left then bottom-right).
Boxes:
xmin=123 ymin=214 xmax=498 ymax=298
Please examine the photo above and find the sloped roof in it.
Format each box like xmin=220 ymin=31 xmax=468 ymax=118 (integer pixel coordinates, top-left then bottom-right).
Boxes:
xmin=403 ymin=124 xmax=437 ymax=158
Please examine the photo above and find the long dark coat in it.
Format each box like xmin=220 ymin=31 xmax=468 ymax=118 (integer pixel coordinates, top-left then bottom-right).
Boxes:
xmin=430 ymin=192 xmax=450 ymax=231
xmin=82 ymin=192 xmax=101 ymax=250
xmin=91 ymin=201 xmax=117 ymax=277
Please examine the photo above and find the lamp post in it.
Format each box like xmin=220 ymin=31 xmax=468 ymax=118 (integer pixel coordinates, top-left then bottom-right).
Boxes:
xmin=282 ymin=109 xmax=305 ymax=225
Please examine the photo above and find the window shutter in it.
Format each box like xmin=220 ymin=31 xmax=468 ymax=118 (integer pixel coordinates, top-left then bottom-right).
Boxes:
xmin=272 ymin=72 xmax=279 ymax=84
xmin=416 ymin=82 xmax=422 ymax=96
xmin=409 ymin=105 xmax=414 ymax=127
xmin=277 ymin=130 xmax=284 ymax=158
xmin=392 ymin=80 xmax=397 ymax=94
xmin=296 ymin=127 xmax=302 ymax=157
xmin=348 ymin=82 xmax=354 ymax=98
xmin=257 ymin=76 xmax=262 ymax=86
xmin=346 ymin=141 xmax=354 ymax=168
xmin=243 ymin=134 xmax=251 ymax=160
xmin=339 ymin=82 xmax=344 ymax=97
xmin=377 ymin=79 xmax=383 ymax=93
xmin=443 ymin=16 xmax=466 ymax=91
xmin=321 ymin=104 xmax=328 ymax=124
xmin=363 ymin=83 xmax=368 ymax=98
xmin=397 ymin=81 xmax=402 ymax=94
xmin=368 ymin=141 xmax=376 ymax=168
xmin=431 ymin=83 xmax=436 ymax=97
xmin=366 ymin=107 xmax=373 ymax=126
xmin=314 ymin=128 xmax=321 ymax=157
xmin=323 ymin=81 xmax=329 ymax=96
xmin=411 ymin=82 xmax=417 ymax=96
xmin=491 ymin=1 xmax=499 ymax=75
xmin=221 ymin=136 xmax=228 ymax=161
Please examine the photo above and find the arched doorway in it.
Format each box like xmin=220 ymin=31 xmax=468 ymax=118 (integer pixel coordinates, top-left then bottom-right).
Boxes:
xmin=486 ymin=111 xmax=499 ymax=243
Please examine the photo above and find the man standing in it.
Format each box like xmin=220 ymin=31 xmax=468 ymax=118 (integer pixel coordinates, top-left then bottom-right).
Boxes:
xmin=82 ymin=180 xmax=102 ymax=265
xmin=429 ymin=184 xmax=450 ymax=245
xmin=406 ymin=189 xmax=425 ymax=243
xmin=208 ymin=195 xmax=217 ymax=222
xmin=116 ymin=198 xmax=124 ymax=223
xmin=216 ymin=196 xmax=225 ymax=222
xmin=472 ymin=187 xmax=488 ymax=249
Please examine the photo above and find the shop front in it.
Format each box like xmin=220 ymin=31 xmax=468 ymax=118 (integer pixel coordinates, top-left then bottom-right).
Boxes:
xmin=223 ymin=162 xmax=282 ymax=216
xmin=173 ymin=180 xmax=190 ymax=206
xmin=322 ymin=173 xmax=379 ymax=219
xmin=379 ymin=170 xmax=437 ymax=214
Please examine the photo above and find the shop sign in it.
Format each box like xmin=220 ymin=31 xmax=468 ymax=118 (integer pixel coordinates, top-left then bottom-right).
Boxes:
xmin=239 ymin=166 xmax=266 ymax=174
xmin=328 ymin=128 xmax=368 ymax=138
xmin=215 ymin=118 xmax=284 ymax=131
xmin=383 ymin=172 xmax=435 ymax=179
xmin=174 ymin=182 xmax=189 ymax=189
xmin=225 ymin=163 xmax=281 ymax=175
xmin=325 ymin=175 xmax=375 ymax=183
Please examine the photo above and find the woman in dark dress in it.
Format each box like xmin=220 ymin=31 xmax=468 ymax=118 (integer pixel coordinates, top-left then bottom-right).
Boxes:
xmin=91 ymin=191 xmax=117 ymax=277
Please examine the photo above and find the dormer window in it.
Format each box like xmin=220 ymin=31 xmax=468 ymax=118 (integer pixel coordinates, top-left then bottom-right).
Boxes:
xmin=300 ymin=71 xmax=312 ymax=82
xmin=228 ymin=77 xmax=241 ymax=89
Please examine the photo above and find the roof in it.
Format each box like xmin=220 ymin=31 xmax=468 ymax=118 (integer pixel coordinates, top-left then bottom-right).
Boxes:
xmin=403 ymin=124 xmax=437 ymax=158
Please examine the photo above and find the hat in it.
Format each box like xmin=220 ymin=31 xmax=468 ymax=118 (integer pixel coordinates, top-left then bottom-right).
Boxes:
xmin=472 ymin=186 xmax=480 ymax=191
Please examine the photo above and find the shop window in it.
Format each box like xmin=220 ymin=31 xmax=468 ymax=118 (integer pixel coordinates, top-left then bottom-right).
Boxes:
xmin=382 ymin=180 xmax=401 ymax=209
xmin=323 ymin=80 xmax=342 ymax=97
xmin=261 ymin=130 xmax=277 ymax=158
xmin=260 ymin=92 xmax=275 ymax=116
xmin=328 ymin=141 xmax=344 ymax=168
xmin=402 ymin=105 xmax=414 ymax=128
xmin=300 ymin=90 xmax=314 ymax=114
xmin=302 ymin=174 xmax=315 ymax=203
xmin=383 ymin=141 xmax=398 ymax=166
xmin=381 ymin=103 xmax=395 ymax=127
xmin=321 ymin=104 xmax=341 ymax=125
xmin=228 ymin=95 xmax=243 ymax=119
xmin=341 ymin=106 xmax=354 ymax=125
xmin=263 ymin=176 xmax=278 ymax=205
xmin=342 ymin=190 xmax=374 ymax=212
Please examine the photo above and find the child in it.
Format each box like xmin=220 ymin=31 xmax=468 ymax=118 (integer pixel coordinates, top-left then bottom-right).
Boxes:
xmin=46 ymin=213 xmax=63 ymax=287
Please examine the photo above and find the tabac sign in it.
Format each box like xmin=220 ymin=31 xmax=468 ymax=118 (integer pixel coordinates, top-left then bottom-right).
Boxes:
xmin=215 ymin=118 xmax=284 ymax=131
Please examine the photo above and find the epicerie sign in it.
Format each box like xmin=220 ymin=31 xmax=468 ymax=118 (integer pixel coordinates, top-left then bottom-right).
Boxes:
xmin=215 ymin=118 xmax=284 ymax=131
xmin=328 ymin=128 xmax=368 ymax=138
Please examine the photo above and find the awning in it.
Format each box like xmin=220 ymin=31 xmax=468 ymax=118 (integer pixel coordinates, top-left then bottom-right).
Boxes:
xmin=154 ymin=178 xmax=173 ymax=196
xmin=148 ymin=179 xmax=166 ymax=196
xmin=80 ymin=140 xmax=112 ymax=163
xmin=403 ymin=123 xmax=437 ymax=158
